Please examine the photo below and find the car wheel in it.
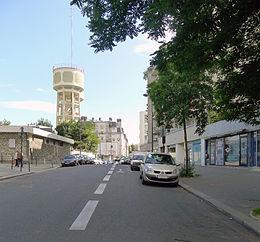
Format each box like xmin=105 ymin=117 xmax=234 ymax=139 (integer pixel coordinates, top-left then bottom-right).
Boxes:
xmin=142 ymin=173 xmax=147 ymax=185
xmin=139 ymin=174 xmax=142 ymax=179
xmin=130 ymin=166 xmax=133 ymax=171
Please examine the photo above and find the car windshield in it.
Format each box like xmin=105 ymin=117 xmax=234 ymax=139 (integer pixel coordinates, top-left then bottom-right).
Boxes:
xmin=145 ymin=154 xmax=175 ymax=165
xmin=64 ymin=155 xmax=75 ymax=159
xmin=133 ymin=155 xmax=144 ymax=160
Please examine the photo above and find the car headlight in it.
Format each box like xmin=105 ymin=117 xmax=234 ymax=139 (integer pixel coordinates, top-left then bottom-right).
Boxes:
xmin=172 ymin=169 xmax=177 ymax=174
xmin=145 ymin=166 xmax=153 ymax=172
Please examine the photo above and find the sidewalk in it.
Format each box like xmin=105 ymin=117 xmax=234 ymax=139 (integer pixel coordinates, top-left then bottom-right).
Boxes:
xmin=0 ymin=163 xmax=60 ymax=181
xmin=179 ymin=165 xmax=260 ymax=236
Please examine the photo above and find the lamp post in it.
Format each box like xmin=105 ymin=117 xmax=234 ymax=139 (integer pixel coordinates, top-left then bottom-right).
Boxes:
xmin=143 ymin=93 xmax=153 ymax=152
xmin=80 ymin=116 xmax=87 ymax=156
xmin=20 ymin=127 xmax=24 ymax=172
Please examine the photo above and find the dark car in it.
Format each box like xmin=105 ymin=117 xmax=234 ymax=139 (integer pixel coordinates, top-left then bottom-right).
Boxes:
xmin=61 ymin=155 xmax=78 ymax=167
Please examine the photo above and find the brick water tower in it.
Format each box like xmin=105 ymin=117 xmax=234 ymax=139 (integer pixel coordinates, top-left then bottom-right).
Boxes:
xmin=53 ymin=65 xmax=84 ymax=125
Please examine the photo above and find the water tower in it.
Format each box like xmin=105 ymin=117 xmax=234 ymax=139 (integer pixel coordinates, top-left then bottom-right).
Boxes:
xmin=53 ymin=65 xmax=84 ymax=125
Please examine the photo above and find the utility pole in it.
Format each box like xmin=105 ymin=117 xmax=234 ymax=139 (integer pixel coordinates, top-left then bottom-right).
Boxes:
xmin=20 ymin=127 xmax=24 ymax=172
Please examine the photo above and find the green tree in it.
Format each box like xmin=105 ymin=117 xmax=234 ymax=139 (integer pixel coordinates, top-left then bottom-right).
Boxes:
xmin=130 ymin=144 xmax=135 ymax=152
xmin=72 ymin=0 xmax=260 ymax=125
xmin=56 ymin=120 xmax=99 ymax=153
xmin=148 ymin=64 xmax=213 ymax=175
xmin=0 ymin=119 xmax=11 ymax=125
xmin=37 ymin=118 xmax=52 ymax=127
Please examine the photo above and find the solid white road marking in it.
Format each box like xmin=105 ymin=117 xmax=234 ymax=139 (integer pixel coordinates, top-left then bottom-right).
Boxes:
xmin=94 ymin=183 xmax=107 ymax=194
xmin=108 ymin=171 xmax=113 ymax=175
xmin=110 ymin=168 xmax=115 ymax=171
xmin=103 ymin=175 xmax=111 ymax=181
xmin=69 ymin=200 xmax=99 ymax=231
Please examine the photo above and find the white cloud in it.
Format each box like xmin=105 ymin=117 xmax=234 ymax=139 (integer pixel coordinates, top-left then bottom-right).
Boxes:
xmin=134 ymin=42 xmax=160 ymax=53
xmin=36 ymin=88 xmax=45 ymax=92
xmin=0 ymin=101 xmax=56 ymax=114
xmin=0 ymin=83 xmax=12 ymax=87
xmin=134 ymin=31 xmax=175 ymax=54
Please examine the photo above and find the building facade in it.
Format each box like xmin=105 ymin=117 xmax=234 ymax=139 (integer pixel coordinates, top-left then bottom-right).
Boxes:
xmin=93 ymin=118 xmax=128 ymax=159
xmin=0 ymin=125 xmax=74 ymax=164
xmin=143 ymin=66 xmax=260 ymax=167
xmin=139 ymin=111 xmax=148 ymax=151
xmin=156 ymin=120 xmax=260 ymax=167
xmin=143 ymin=66 xmax=160 ymax=152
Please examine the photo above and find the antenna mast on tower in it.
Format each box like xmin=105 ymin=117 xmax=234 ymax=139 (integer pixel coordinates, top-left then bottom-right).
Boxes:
xmin=71 ymin=6 xmax=73 ymax=66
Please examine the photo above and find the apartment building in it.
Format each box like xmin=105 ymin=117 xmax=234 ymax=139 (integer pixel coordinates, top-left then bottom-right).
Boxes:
xmin=143 ymin=66 xmax=260 ymax=167
xmin=93 ymin=118 xmax=128 ymax=159
xmin=139 ymin=111 xmax=149 ymax=151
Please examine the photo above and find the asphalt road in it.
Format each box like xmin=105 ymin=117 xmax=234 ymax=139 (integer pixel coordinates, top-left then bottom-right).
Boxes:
xmin=0 ymin=164 xmax=259 ymax=242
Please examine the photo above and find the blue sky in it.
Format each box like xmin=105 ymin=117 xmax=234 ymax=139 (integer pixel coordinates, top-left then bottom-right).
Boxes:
xmin=0 ymin=0 xmax=165 ymax=144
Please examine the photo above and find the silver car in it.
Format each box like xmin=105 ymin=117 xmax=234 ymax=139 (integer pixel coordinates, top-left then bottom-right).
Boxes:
xmin=140 ymin=153 xmax=180 ymax=186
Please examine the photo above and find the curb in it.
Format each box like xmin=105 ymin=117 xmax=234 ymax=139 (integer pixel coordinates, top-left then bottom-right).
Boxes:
xmin=0 ymin=172 xmax=34 ymax=181
xmin=0 ymin=166 xmax=60 ymax=181
xmin=179 ymin=181 xmax=260 ymax=237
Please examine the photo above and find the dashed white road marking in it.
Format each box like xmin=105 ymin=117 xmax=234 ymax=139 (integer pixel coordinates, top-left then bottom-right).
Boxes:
xmin=69 ymin=200 xmax=99 ymax=230
xmin=108 ymin=171 xmax=113 ymax=175
xmin=94 ymin=183 xmax=107 ymax=194
xmin=103 ymin=175 xmax=111 ymax=181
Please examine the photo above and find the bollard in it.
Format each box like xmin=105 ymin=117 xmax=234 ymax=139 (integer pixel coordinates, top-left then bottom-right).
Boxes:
xmin=36 ymin=156 xmax=37 ymax=167
xmin=28 ymin=159 xmax=30 ymax=172
xmin=11 ymin=155 xmax=14 ymax=170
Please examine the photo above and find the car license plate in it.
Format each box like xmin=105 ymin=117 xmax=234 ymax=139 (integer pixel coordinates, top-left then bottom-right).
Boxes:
xmin=157 ymin=175 xmax=167 ymax=179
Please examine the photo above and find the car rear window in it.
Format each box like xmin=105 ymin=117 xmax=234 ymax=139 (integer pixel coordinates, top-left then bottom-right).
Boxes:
xmin=133 ymin=155 xmax=144 ymax=160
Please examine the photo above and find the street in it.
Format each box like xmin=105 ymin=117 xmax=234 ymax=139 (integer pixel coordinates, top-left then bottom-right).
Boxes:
xmin=0 ymin=164 xmax=259 ymax=242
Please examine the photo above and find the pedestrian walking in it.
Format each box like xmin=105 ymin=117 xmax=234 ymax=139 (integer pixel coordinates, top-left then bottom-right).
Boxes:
xmin=15 ymin=151 xmax=19 ymax=167
xmin=17 ymin=151 xmax=22 ymax=167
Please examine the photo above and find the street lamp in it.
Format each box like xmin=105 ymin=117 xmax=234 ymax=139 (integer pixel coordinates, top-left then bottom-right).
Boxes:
xmin=19 ymin=127 xmax=24 ymax=172
xmin=143 ymin=93 xmax=153 ymax=152
xmin=80 ymin=116 xmax=87 ymax=156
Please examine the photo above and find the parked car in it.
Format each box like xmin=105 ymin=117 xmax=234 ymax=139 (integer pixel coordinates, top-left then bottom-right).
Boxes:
xmin=61 ymin=155 xmax=79 ymax=167
xmin=73 ymin=154 xmax=84 ymax=165
xmin=122 ymin=157 xmax=131 ymax=165
xmin=130 ymin=155 xmax=145 ymax=171
xmin=139 ymin=153 xmax=180 ymax=186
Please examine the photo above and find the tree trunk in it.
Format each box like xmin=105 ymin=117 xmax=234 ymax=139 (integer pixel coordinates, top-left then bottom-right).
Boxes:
xmin=183 ymin=116 xmax=189 ymax=175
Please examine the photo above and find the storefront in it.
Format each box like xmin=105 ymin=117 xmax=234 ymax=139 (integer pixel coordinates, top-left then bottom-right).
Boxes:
xmin=206 ymin=131 xmax=260 ymax=167
xmin=188 ymin=140 xmax=201 ymax=165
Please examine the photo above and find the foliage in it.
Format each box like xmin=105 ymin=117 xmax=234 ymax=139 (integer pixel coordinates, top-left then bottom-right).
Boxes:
xmin=0 ymin=119 xmax=11 ymax=125
xmin=130 ymin=144 xmax=135 ymax=152
xmin=148 ymin=63 xmax=213 ymax=175
xmin=56 ymin=120 xmax=99 ymax=153
xmin=179 ymin=163 xmax=199 ymax=178
xmin=147 ymin=63 xmax=213 ymax=136
xmin=37 ymin=118 xmax=52 ymax=127
xmin=72 ymin=0 xmax=260 ymax=125
xmin=252 ymin=208 xmax=260 ymax=216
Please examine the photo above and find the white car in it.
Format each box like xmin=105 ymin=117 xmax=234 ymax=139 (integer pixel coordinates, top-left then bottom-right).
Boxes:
xmin=94 ymin=159 xmax=103 ymax=165
xmin=130 ymin=155 xmax=145 ymax=171
xmin=140 ymin=153 xmax=180 ymax=186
